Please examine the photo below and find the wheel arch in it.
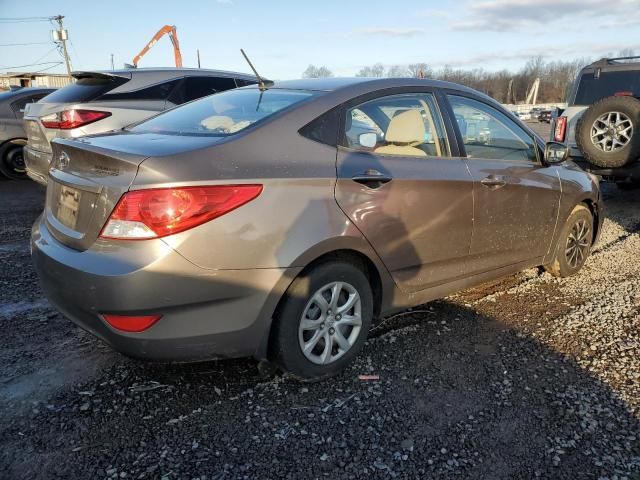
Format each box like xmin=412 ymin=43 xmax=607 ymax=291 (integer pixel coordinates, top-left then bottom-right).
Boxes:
xmin=254 ymin=239 xmax=394 ymax=361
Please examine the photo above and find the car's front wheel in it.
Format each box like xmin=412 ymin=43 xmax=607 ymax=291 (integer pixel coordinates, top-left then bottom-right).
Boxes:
xmin=271 ymin=260 xmax=373 ymax=381
xmin=545 ymin=204 xmax=594 ymax=277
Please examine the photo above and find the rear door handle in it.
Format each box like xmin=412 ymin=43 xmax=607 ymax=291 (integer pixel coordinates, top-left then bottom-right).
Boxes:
xmin=480 ymin=175 xmax=507 ymax=189
xmin=352 ymin=169 xmax=392 ymax=188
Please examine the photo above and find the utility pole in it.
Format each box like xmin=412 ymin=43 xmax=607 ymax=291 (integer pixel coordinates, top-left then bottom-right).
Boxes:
xmin=197 ymin=49 xmax=201 ymax=68
xmin=110 ymin=53 xmax=114 ymax=70
xmin=52 ymin=15 xmax=73 ymax=78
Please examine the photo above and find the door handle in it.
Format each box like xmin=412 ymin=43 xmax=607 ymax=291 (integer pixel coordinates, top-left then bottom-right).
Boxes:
xmin=480 ymin=175 xmax=507 ymax=189
xmin=351 ymin=169 xmax=392 ymax=188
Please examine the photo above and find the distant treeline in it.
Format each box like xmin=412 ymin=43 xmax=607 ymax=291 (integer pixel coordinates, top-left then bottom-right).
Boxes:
xmin=302 ymin=56 xmax=606 ymax=103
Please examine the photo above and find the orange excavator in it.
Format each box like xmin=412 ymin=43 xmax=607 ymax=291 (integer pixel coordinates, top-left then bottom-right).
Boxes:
xmin=132 ymin=25 xmax=183 ymax=68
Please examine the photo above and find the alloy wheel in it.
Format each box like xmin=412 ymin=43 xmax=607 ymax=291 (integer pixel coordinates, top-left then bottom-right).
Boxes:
xmin=565 ymin=219 xmax=591 ymax=269
xmin=590 ymin=111 xmax=633 ymax=152
xmin=298 ymin=281 xmax=362 ymax=365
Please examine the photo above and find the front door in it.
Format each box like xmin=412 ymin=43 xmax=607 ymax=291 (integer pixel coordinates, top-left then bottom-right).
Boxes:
xmin=335 ymin=91 xmax=474 ymax=293
xmin=447 ymin=94 xmax=561 ymax=273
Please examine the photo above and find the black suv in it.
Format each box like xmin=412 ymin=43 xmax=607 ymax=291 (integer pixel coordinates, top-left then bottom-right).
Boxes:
xmin=552 ymin=56 xmax=640 ymax=187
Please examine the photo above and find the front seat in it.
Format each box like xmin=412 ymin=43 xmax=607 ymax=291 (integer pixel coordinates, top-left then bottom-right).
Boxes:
xmin=374 ymin=109 xmax=426 ymax=157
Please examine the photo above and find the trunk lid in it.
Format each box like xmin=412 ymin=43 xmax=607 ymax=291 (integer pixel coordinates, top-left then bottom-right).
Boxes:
xmin=24 ymin=102 xmax=63 ymax=153
xmin=23 ymin=71 xmax=131 ymax=153
xmin=45 ymin=132 xmax=224 ymax=251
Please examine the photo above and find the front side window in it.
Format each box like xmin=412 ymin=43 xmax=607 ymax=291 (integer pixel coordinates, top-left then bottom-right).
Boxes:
xmin=343 ymin=93 xmax=449 ymax=158
xmin=131 ymin=88 xmax=315 ymax=136
xmin=448 ymin=95 xmax=537 ymax=163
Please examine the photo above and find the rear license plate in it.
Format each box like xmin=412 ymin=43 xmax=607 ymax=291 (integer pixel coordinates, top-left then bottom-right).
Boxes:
xmin=57 ymin=186 xmax=81 ymax=229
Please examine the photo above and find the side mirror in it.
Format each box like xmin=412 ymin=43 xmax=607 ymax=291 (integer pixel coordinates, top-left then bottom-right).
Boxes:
xmin=544 ymin=141 xmax=569 ymax=164
xmin=359 ymin=132 xmax=377 ymax=149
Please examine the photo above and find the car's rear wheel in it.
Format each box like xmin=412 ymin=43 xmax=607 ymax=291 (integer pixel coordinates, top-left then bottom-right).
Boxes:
xmin=545 ymin=205 xmax=594 ymax=277
xmin=0 ymin=139 xmax=28 ymax=180
xmin=575 ymin=96 xmax=640 ymax=169
xmin=271 ymin=261 xmax=373 ymax=381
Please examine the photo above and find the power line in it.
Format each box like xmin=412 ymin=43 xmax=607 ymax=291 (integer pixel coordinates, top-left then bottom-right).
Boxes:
xmin=4 ymin=63 xmax=63 ymax=76
xmin=0 ymin=16 xmax=53 ymax=23
xmin=0 ymin=42 xmax=52 ymax=47
xmin=0 ymin=61 xmax=60 ymax=70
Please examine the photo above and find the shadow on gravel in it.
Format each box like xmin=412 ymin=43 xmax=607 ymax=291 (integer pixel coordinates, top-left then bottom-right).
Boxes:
xmin=1 ymin=300 xmax=638 ymax=480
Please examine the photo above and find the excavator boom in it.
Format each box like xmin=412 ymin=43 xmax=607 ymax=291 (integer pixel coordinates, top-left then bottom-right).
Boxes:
xmin=132 ymin=25 xmax=183 ymax=68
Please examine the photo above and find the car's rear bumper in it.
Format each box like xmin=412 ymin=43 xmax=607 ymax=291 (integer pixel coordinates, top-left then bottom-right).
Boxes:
xmin=31 ymin=215 xmax=299 ymax=362
xmin=24 ymin=146 xmax=51 ymax=186
xmin=571 ymin=156 xmax=640 ymax=181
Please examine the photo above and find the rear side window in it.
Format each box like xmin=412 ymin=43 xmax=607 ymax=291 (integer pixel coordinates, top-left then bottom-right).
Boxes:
xmin=343 ymin=93 xmax=450 ymax=157
xmin=131 ymin=88 xmax=315 ymax=136
xmin=100 ymin=79 xmax=181 ymax=102
xmin=41 ymin=76 xmax=128 ymax=103
xmin=573 ymin=71 xmax=640 ymax=105
xmin=169 ymin=76 xmax=237 ymax=104
xmin=10 ymin=95 xmax=47 ymax=118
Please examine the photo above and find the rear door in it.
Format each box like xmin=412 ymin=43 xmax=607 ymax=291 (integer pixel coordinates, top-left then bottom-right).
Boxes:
xmin=335 ymin=90 xmax=474 ymax=293
xmin=445 ymin=94 xmax=560 ymax=273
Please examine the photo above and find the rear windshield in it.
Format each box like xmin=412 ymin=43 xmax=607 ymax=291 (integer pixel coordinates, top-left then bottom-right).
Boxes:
xmin=130 ymin=88 xmax=315 ymax=136
xmin=41 ymin=76 xmax=128 ymax=103
xmin=573 ymin=70 xmax=640 ymax=105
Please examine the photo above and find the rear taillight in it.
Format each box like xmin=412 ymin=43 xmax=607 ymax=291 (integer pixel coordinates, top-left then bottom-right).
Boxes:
xmin=102 ymin=314 xmax=162 ymax=332
xmin=614 ymin=91 xmax=633 ymax=97
xmin=100 ymin=185 xmax=263 ymax=240
xmin=554 ymin=116 xmax=567 ymax=142
xmin=41 ymin=109 xmax=111 ymax=129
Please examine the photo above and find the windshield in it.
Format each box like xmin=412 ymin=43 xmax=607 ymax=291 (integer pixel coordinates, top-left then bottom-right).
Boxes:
xmin=131 ymin=88 xmax=316 ymax=136
xmin=573 ymin=70 xmax=640 ymax=105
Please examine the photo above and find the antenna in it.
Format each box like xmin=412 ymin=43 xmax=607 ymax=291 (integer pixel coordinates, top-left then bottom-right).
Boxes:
xmin=240 ymin=48 xmax=273 ymax=91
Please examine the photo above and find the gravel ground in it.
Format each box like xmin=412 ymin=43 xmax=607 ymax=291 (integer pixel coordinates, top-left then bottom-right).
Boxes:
xmin=1 ymin=129 xmax=639 ymax=479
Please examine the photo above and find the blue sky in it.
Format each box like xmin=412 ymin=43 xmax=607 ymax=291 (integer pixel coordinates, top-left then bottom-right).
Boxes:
xmin=1 ymin=0 xmax=638 ymax=78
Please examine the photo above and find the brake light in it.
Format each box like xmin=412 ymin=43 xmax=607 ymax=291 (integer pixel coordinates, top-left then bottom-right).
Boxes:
xmin=102 ymin=314 xmax=162 ymax=332
xmin=100 ymin=185 xmax=263 ymax=240
xmin=41 ymin=109 xmax=111 ymax=129
xmin=614 ymin=91 xmax=633 ymax=97
xmin=554 ymin=116 xmax=567 ymax=142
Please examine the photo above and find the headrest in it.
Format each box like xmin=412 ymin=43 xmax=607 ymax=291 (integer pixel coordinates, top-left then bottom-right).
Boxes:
xmin=385 ymin=109 xmax=425 ymax=144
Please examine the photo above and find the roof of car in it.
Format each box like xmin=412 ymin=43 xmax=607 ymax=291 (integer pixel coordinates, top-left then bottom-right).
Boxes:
xmin=254 ymin=77 xmax=486 ymax=101
xmin=582 ymin=57 xmax=640 ymax=72
xmin=73 ymin=68 xmax=257 ymax=80
xmin=0 ymin=87 xmax=56 ymax=100
xmin=262 ymin=77 xmax=479 ymax=93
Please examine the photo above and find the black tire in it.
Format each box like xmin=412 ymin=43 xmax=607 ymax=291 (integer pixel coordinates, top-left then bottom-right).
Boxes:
xmin=575 ymin=96 xmax=640 ymax=169
xmin=545 ymin=205 xmax=594 ymax=278
xmin=0 ymin=139 xmax=28 ymax=180
xmin=271 ymin=261 xmax=373 ymax=381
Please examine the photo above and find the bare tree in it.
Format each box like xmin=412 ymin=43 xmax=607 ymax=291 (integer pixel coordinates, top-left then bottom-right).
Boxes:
xmin=386 ymin=65 xmax=410 ymax=77
xmin=356 ymin=63 xmax=386 ymax=77
xmin=408 ymin=63 xmax=431 ymax=78
xmin=302 ymin=65 xmax=334 ymax=78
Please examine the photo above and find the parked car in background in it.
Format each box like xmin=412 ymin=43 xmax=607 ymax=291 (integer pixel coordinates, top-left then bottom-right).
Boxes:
xmin=23 ymin=68 xmax=257 ymax=185
xmin=538 ymin=110 xmax=553 ymax=123
xmin=552 ymin=56 xmax=640 ymax=187
xmin=32 ymin=78 xmax=602 ymax=381
xmin=0 ymin=87 xmax=55 ymax=179
xmin=511 ymin=111 xmax=531 ymax=121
